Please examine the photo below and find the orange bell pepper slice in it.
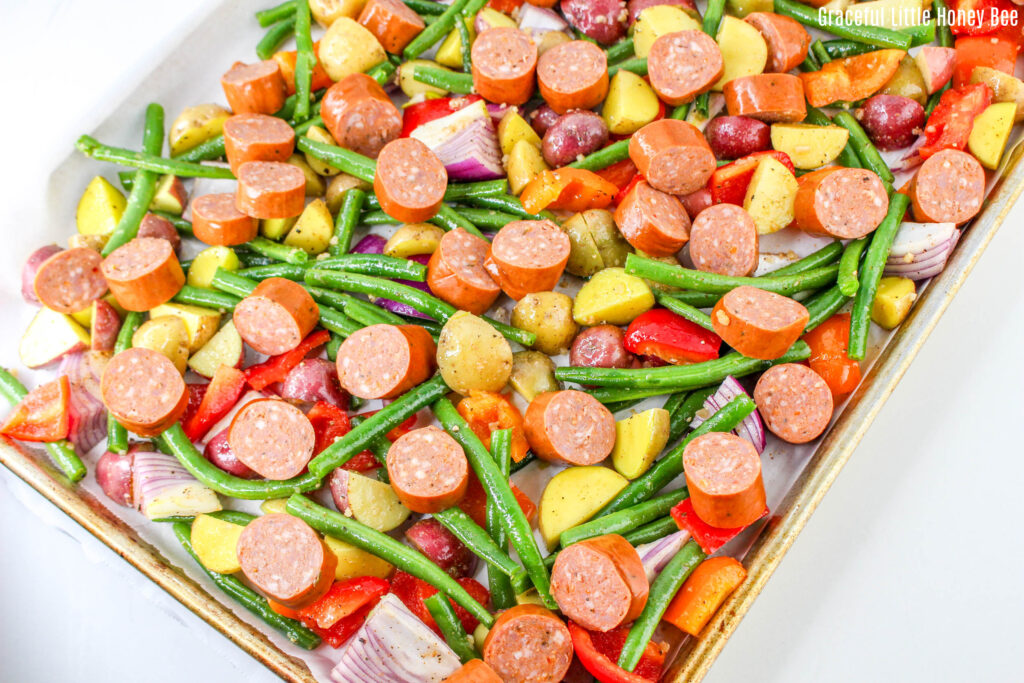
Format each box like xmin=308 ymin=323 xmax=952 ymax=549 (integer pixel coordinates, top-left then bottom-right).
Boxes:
xmin=662 ymin=556 xmax=747 ymax=637
xmin=953 ymin=35 xmax=1018 ymax=88
xmin=1 ymin=376 xmax=70 ymax=442
xmin=520 ymin=168 xmax=619 ymax=214
xmin=798 ymin=49 xmax=906 ymax=107
xmin=802 ymin=312 xmax=862 ymax=399
xmin=273 ymin=41 xmax=334 ymax=96
xmin=455 ymin=390 xmax=530 ymax=463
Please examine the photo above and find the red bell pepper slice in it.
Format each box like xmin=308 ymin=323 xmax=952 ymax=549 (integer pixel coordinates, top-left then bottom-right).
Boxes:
xmin=457 ymin=468 xmax=536 ymax=529
xmin=182 ymin=366 xmax=247 ymax=442
xmin=182 ymin=383 xmax=207 ymax=428
xmin=708 ymin=151 xmax=795 ymax=206
xmin=389 ymin=571 xmax=490 ymax=635
xmin=568 ymin=622 xmax=667 ymax=683
xmin=0 ymin=376 xmax=70 ymax=442
xmin=300 ymin=577 xmax=390 ymax=630
xmin=400 ymin=95 xmax=484 ymax=138
xmin=272 ymin=42 xmax=334 ymax=96
xmin=802 ymin=312 xmax=861 ymax=399
xmin=613 ymin=172 xmax=645 ymax=206
xmin=948 ymin=0 xmax=1021 ymax=37
xmin=671 ymin=498 xmax=768 ymax=554
xmin=596 ymin=158 xmax=640 ymax=191
xmin=244 ymin=330 xmax=331 ymax=391
xmin=455 ymin=391 xmax=530 ymax=463
xmin=919 ymin=83 xmax=992 ymax=158
xmin=486 ymin=0 xmax=524 ymax=12
xmin=952 ymin=35 xmax=1018 ymax=88
xmin=354 ymin=408 xmax=418 ymax=442
xmin=308 ymin=401 xmax=379 ymax=471
xmin=624 ymin=309 xmax=722 ymax=365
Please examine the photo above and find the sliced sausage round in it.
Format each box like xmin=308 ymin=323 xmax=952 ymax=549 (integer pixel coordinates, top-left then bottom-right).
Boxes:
xmin=471 ymin=28 xmax=538 ymax=106
xmin=101 ymin=237 xmax=185 ymax=312
xmin=386 ymin=426 xmax=469 ymax=514
xmin=228 ymin=399 xmax=316 ymax=479
xmin=223 ymin=113 xmax=295 ymax=175
xmin=235 ymin=161 xmax=306 ymax=219
xmin=648 ymin=31 xmax=724 ymax=106
xmin=100 ymin=347 xmax=188 ymax=437
xmin=683 ymin=431 xmax=767 ymax=528
xmin=484 ymin=219 xmax=570 ymax=300
xmin=794 ymin=167 xmax=890 ymax=239
xmin=537 ymin=40 xmax=609 ymax=115
xmin=191 ymin=193 xmax=260 ymax=246
xmin=374 ymin=138 xmax=448 ymax=224
xmin=221 ymin=60 xmax=287 ymax=116
xmin=33 ymin=247 xmax=108 ymax=314
xmin=551 ymin=534 xmax=649 ymax=632
xmin=483 ymin=604 xmax=573 ymax=683
xmin=336 ymin=324 xmax=437 ymax=399
xmin=570 ymin=325 xmax=635 ymax=369
xmin=233 ymin=277 xmax=319 ymax=356
xmin=427 ymin=228 xmax=501 ymax=315
xmin=754 ymin=363 xmax=834 ymax=444
xmin=90 ymin=299 xmax=122 ymax=352
xmin=629 ymin=119 xmax=716 ymax=196
xmin=236 ymin=514 xmax=337 ymax=609
xmin=137 ymin=213 xmax=182 ymax=254
xmin=909 ymin=149 xmax=985 ymax=224
xmin=22 ymin=244 xmax=64 ymax=306
xmin=711 ymin=285 xmax=809 ymax=360
xmin=614 ymin=180 xmax=691 ymax=256
xmin=357 ymin=0 xmax=425 ymax=54
xmin=744 ymin=12 xmax=811 ymax=74
xmin=443 ymin=659 xmax=503 ymax=683
xmin=524 ymin=390 xmax=616 ymax=466
xmin=724 ymin=74 xmax=807 ymax=123
xmin=688 ymin=204 xmax=759 ymax=277
xmin=321 ymin=74 xmax=403 ymax=159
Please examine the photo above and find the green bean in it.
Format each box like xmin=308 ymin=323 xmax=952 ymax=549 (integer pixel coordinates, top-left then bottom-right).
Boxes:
xmin=433 ymin=399 xmax=555 ymax=608
xmin=173 ymin=135 xmax=226 ymax=163
xmin=330 ymin=188 xmax=366 ymax=256
xmin=455 ymin=208 xmax=520 ymax=229
xmin=619 ymin=540 xmax=705 ymax=670
xmin=460 ymin=194 xmax=556 ymax=221
xmin=305 ymin=270 xmax=537 ymax=346
xmin=670 ymin=103 xmax=692 ymax=120
xmin=326 ymin=332 xmax=343 ymax=361
xmin=626 ymin=254 xmax=839 ymax=295
xmin=455 ymin=17 xmax=473 ymax=72
xmin=934 ymin=0 xmax=954 ymax=47
xmin=765 ymin=243 xmax=841 ymax=280
xmin=244 ymin=236 xmax=309 ymax=265
xmin=317 ymin=254 xmax=427 ymax=281
xmin=319 ymin=306 xmax=363 ymax=337
xmin=604 ymin=398 xmax=649 ymax=414
xmin=405 ymin=0 xmax=447 ymax=14
xmin=661 ymin=291 xmax=722 ymax=308
xmin=256 ymin=0 xmax=296 ymax=27
xmin=433 ymin=507 xmax=529 ymax=591
xmin=568 ymin=139 xmax=631 ymax=172
xmin=510 ymin=451 xmax=536 ymax=474
xmin=804 ymin=106 xmax=860 ymax=169
xmin=75 ymin=135 xmax=234 ymax=179
xmin=211 ymin=269 xmax=258 ymax=297
xmin=297 ymin=137 xmax=376 ymax=183
xmin=308 ymin=376 xmax=449 ymax=477
xmin=154 ymin=510 xmax=258 ymax=526
xmin=0 ymin=368 xmax=86 ymax=482
xmin=560 ymin=489 xmax=690 ymax=548
xmin=338 ymin=294 xmax=406 ymax=327
xmin=413 ymin=65 xmax=474 ymax=94
xmin=832 ymin=111 xmax=895 ymax=186
xmin=822 ymin=39 xmax=874 ymax=60
xmin=404 ymin=0 xmax=472 ymax=59
xmin=811 ymin=39 xmax=832 ymax=65
xmin=431 ymin=203 xmax=487 ymax=239
xmin=661 ymin=390 xmax=691 ymax=422
xmin=803 ymin=285 xmax=850 ymax=333
xmin=424 ymin=593 xmax=478 ymax=664
xmin=461 ymin=0 xmax=488 ymax=18
xmin=588 ymin=386 xmax=682 ymax=405
xmin=596 ymin=395 xmax=757 ymax=516
xmin=235 ymin=250 xmax=276 ymax=267
xmin=103 ymin=104 xmax=164 ymax=256
xmin=444 ymin=179 xmax=509 ymax=200
xmin=237 ymin=263 xmax=307 ymax=281
xmin=173 ymin=285 xmax=242 ymax=311
xmin=360 ymin=211 xmax=398 ymax=226
xmin=293 ymin=114 xmax=324 ymax=136
xmin=605 ymin=37 xmax=636 ymax=64
xmin=901 ymin=20 xmax=935 ymax=47
xmin=256 ymin=16 xmax=295 ymax=60
xmin=366 ymin=59 xmax=399 ymax=87
xmin=837 ymin=237 xmax=870 ymax=296
xmin=488 ymin=429 xmax=517 ymax=609
xmin=150 ymin=210 xmax=194 ymax=235
xmin=292 ymin=0 xmax=315 ymax=122
xmin=624 ymin=515 xmax=680 ymax=546
xmin=653 ymin=291 xmax=714 ymax=332
xmin=668 ymin=386 xmax=717 ymax=444
xmin=849 ymin=193 xmax=910 ymax=359
xmin=800 ymin=52 xmax=821 ymax=73
xmin=105 ymin=311 xmax=146 ymax=455
xmin=607 ymin=57 xmax=648 ymax=78
xmin=773 ymin=0 xmax=911 ymax=50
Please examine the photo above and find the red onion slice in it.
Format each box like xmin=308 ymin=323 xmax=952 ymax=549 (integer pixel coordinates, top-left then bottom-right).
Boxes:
xmin=885 ymin=228 xmax=960 ymax=281
xmin=636 ymin=529 xmax=690 ymax=582
xmin=518 ymin=3 xmax=569 ymax=32
xmin=22 ymin=244 xmax=63 ymax=305
xmin=689 ymin=376 xmax=766 ymax=453
xmin=58 ymin=351 xmax=108 ymax=453
xmin=132 ymin=450 xmax=221 ymax=519
xmin=351 ymin=234 xmax=388 ymax=255
xmin=410 ymin=100 xmax=505 ymax=181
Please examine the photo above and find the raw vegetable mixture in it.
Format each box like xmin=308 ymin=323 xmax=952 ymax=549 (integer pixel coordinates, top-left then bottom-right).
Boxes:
xmin=5 ymin=0 xmax=1020 ymax=680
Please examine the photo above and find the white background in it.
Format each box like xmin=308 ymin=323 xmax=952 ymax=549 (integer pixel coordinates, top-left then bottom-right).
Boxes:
xmin=1 ymin=1 xmax=1022 ymax=681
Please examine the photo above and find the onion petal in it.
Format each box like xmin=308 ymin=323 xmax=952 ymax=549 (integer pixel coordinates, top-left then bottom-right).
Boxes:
xmin=690 ymin=376 xmax=767 ymax=453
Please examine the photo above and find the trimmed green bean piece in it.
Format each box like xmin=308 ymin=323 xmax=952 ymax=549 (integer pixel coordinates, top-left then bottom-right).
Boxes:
xmin=838 ymin=236 xmax=870 ymax=296
xmin=626 ymin=254 xmax=839 ymax=295
xmin=460 ymin=194 xmax=557 ymax=221
xmin=326 ymin=332 xmax=343 ymax=361
xmin=510 ymin=451 xmax=536 ymax=474
xmin=800 ymin=52 xmax=821 ymax=73
xmin=589 ymin=386 xmax=682 ymax=405
xmin=769 ymin=240 xmax=844 ymax=277
xmin=235 ymin=250 xmax=275 ymax=267
xmin=237 ymin=263 xmax=307 ymax=281
xmin=105 ymin=311 xmax=145 ymax=454
xmin=404 ymin=0 xmax=472 ymax=60
xmin=668 ymin=386 xmax=717 ymax=444
xmin=413 ymin=65 xmax=474 ymax=94
xmin=433 ymin=399 xmax=555 ymax=608
xmin=803 ymin=285 xmax=850 ymax=333
xmin=619 ymin=540 xmax=705 ymax=670
xmin=339 ymin=295 xmax=406 ymax=327
xmin=607 ymin=57 xmax=648 ymax=78
xmin=405 ymin=0 xmax=447 ymax=14
xmin=246 ymin=236 xmax=309 ymax=265
xmin=103 ymin=104 xmax=164 ymax=256
xmin=670 ymin=103 xmax=691 ymax=120
xmin=832 ymin=111 xmax=895 ymax=186
xmin=560 ymin=488 xmax=690 ymax=548
xmin=293 ymin=0 xmax=315 ymax=122
xmin=849 ymin=193 xmax=910 ymax=359
xmin=653 ymin=291 xmax=714 ymax=332
xmin=934 ymin=0 xmax=954 ymax=47
xmin=360 ymin=211 xmax=397 ymax=226
xmin=256 ymin=0 xmax=296 ymax=27
xmin=487 ymin=429 xmax=516 ymax=610
xmin=317 ymin=254 xmax=427 ymax=281
xmin=366 ymin=59 xmax=399 ymax=87
xmin=604 ymin=398 xmax=649 ymax=414
xmin=150 ymin=210 xmax=194 ymax=235
xmin=455 ymin=208 xmax=520 ymax=229
xmin=444 ymin=179 xmax=509 ymax=200
xmin=901 ymin=21 xmax=935 ymax=47
xmin=211 ymin=268 xmax=256 ymax=297
xmin=431 ymin=203 xmax=487 ymax=239
xmin=256 ymin=16 xmax=295 ymax=60
xmin=624 ymin=516 xmax=679 ymax=546
xmin=456 ymin=17 xmax=472 ymax=72
xmin=173 ymin=286 xmax=242 ymax=311
xmin=822 ymin=39 xmax=874 ymax=59
xmin=330 ymin=188 xmax=366 ymax=256
xmin=173 ymin=135 xmax=226 ymax=162
xmin=606 ymin=38 xmax=636 ymax=64
xmin=568 ymin=139 xmax=631 ymax=172
xmin=75 ymin=135 xmax=234 ymax=179
xmin=433 ymin=507 xmax=529 ymax=591
xmin=297 ymin=137 xmax=376 ymax=182
xmin=773 ymin=0 xmax=911 ymax=49
xmin=811 ymin=39 xmax=832 ymax=65
xmin=424 ymin=593 xmax=478 ymax=664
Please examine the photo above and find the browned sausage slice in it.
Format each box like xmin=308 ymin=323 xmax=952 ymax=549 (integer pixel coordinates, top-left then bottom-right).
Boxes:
xmin=483 ymin=605 xmax=573 ymax=683
xmin=137 ymin=213 xmax=182 ymax=254
xmin=101 ymin=237 xmax=185 ymax=312
xmin=374 ymin=138 xmax=448 ymax=224
xmin=221 ymin=60 xmax=288 ymax=116
xmin=724 ymin=74 xmax=807 ymax=123
xmin=223 ymin=113 xmax=295 ymax=175
xmin=228 ymin=399 xmax=316 ymax=479
xmin=629 ymin=119 xmax=716 ymax=196
xmin=33 ymin=247 xmax=108 ymax=314
xmin=683 ymin=431 xmax=767 ymax=528
xmin=537 ymin=40 xmax=608 ymax=115
xmin=321 ymin=74 xmax=403 ymax=159
xmin=100 ymin=347 xmax=188 ymax=437
xmin=484 ymin=219 xmax=570 ymax=300
xmin=233 ymin=277 xmax=319 ymax=355
xmin=744 ymin=12 xmax=811 ymax=74
xmin=336 ymin=324 xmax=437 ymax=399
xmin=386 ymin=426 xmax=469 ymax=514
xmin=358 ymin=0 xmax=425 ymax=54
xmin=909 ymin=149 xmax=985 ymax=224
xmin=711 ymin=286 xmax=808 ymax=360
xmin=235 ymin=161 xmax=306 ymax=219
xmin=191 ymin=193 xmax=260 ymax=246
xmin=794 ymin=167 xmax=889 ymax=239
xmin=614 ymin=180 xmax=691 ymax=257
xmin=524 ymin=390 xmax=616 ymax=466
xmin=471 ymin=28 xmax=538 ymax=106
xmin=236 ymin=514 xmax=337 ymax=608
xmin=427 ymin=229 xmax=501 ymax=315
xmin=443 ymin=660 xmax=503 ymax=683
xmin=551 ymin=534 xmax=649 ymax=632
xmin=688 ymin=204 xmax=759 ymax=277
xmin=648 ymin=31 xmax=724 ymax=106
xmin=753 ymin=363 xmax=834 ymax=444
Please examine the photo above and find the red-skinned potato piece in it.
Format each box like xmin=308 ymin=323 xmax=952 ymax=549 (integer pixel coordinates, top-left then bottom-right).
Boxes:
xmin=96 ymin=448 xmax=135 ymax=507
xmin=704 ymin=116 xmax=771 ymax=160
xmin=204 ymin=428 xmax=260 ymax=479
xmin=404 ymin=518 xmax=479 ymax=579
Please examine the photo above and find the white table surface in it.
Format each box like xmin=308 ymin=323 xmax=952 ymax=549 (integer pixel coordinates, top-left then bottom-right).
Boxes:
xmin=1 ymin=1 xmax=1022 ymax=681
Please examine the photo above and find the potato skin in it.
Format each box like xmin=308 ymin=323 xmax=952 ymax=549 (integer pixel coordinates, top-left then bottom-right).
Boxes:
xmin=437 ymin=312 xmax=513 ymax=395
xmin=511 ymin=292 xmax=579 ymax=356
xmin=132 ymin=316 xmax=190 ymax=374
